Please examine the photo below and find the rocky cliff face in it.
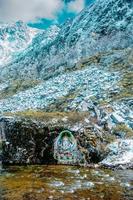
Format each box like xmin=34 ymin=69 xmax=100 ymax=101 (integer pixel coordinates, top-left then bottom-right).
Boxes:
xmin=0 ymin=112 xmax=133 ymax=168
xmin=0 ymin=114 xmax=105 ymax=165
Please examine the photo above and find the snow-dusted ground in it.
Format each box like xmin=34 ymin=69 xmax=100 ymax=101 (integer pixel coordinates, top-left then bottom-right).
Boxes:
xmin=101 ymin=139 xmax=133 ymax=167
xmin=0 ymin=65 xmax=119 ymax=113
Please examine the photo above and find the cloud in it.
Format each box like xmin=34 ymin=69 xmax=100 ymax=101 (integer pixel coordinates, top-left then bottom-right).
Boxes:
xmin=0 ymin=0 xmax=64 ymax=22
xmin=67 ymin=0 xmax=85 ymax=13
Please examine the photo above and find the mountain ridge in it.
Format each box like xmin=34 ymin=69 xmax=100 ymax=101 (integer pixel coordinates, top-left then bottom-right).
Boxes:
xmin=0 ymin=0 xmax=132 ymax=128
xmin=0 ymin=21 xmax=39 ymax=67
xmin=0 ymin=0 xmax=133 ymax=82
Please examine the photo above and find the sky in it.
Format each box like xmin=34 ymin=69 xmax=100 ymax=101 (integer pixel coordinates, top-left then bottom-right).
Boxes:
xmin=0 ymin=0 xmax=94 ymax=29
xmin=29 ymin=0 xmax=94 ymax=29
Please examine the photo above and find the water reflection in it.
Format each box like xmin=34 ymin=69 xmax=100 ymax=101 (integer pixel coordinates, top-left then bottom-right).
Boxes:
xmin=0 ymin=165 xmax=133 ymax=200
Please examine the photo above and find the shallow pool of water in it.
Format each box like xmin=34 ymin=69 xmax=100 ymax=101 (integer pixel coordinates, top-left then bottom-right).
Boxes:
xmin=0 ymin=165 xmax=133 ymax=200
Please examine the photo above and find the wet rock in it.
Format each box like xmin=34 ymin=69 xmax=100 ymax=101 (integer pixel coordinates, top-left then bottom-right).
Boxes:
xmin=49 ymin=181 xmax=64 ymax=187
xmin=0 ymin=117 xmax=59 ymax=164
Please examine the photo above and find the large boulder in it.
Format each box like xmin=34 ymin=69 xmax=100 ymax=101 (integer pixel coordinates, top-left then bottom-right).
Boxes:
xmin=0 ymin=114 xmax=106 ymax=165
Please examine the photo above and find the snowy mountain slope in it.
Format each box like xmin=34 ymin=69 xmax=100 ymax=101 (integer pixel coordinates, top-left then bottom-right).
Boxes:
xmin=0 ymin=21 xmax=39 ymax=66
xmin=0 ymin=24 xmax=60 ymax=81
xmin=0 ymin=0 xmax=133 ymax=82
xmin=0 ymin=0 xmax=132 ymax=130
xmin=0 ymin=48 xmax=132 ymax=129
xmin=0 ymin=63 xmax=120 ymax=112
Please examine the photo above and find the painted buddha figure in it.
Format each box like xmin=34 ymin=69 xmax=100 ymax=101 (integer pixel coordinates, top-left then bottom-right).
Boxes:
xmin=61 ymin=136 xmax=73 ymax=151
xmin=54 ymin=130 xmax=79 ymax=164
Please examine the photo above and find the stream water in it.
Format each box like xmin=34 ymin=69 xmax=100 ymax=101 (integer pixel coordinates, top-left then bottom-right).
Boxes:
xmin=0 ymin=165 xmax=133 ymax=200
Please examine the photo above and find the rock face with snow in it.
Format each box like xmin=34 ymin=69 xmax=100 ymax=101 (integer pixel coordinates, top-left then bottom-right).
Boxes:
xmin=101 ymin=139 xmax=133 ymax=168
xmin=0 ymin=21 xmax=39 ymax=66
xmin=0 ymin=115 xmax=105 ymax=165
